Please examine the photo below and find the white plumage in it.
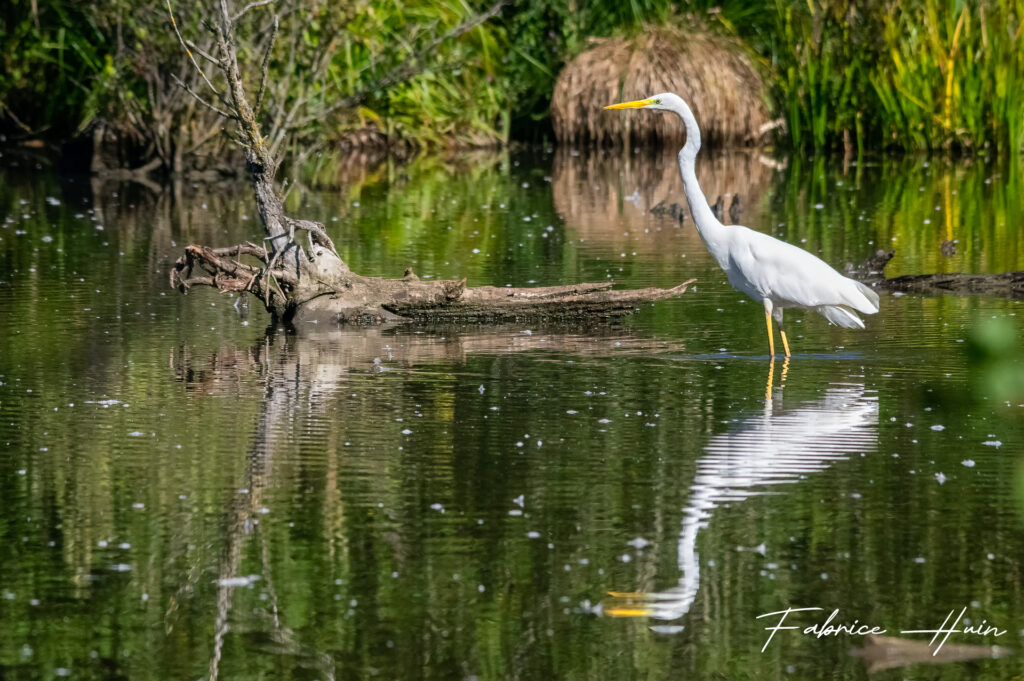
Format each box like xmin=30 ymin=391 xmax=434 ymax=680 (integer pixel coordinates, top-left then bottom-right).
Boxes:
xmin=606 ymin=92 xmax=879 ymax=356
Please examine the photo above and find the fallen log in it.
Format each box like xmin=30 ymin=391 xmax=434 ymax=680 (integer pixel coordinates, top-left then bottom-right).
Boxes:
xmin=166 ymin=0 xmax=694 ymax=327
xmin=850 ymin=250 xmax=1024 ymax=299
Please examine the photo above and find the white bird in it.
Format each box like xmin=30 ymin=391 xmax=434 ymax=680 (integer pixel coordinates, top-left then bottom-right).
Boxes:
xmin=605 ymin=93 xmax=880 ymax=357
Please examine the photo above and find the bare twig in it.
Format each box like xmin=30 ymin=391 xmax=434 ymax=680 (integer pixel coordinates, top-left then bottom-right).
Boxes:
xmin=185 ymin=39 xmax=223 ymax=68
xmin=233 ymin=0 xmax=274 ymax=21
xmin=170 ymin=73 xmax=237 ymax=120
xmin=254 ymin=14 xmax=279 ymax=116
xmin=166 ymin=0 xmax=231 ymax=109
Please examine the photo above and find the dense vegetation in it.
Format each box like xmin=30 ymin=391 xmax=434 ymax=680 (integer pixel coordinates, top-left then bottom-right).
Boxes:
xmin=2 ymin=0 xmax=1023 ymax=164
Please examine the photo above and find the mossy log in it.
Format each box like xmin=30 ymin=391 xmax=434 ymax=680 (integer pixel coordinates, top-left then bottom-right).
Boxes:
xmin=852 ymin=250 xmax=1024 ymax=298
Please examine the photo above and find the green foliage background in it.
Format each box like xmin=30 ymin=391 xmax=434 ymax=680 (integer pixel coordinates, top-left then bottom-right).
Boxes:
xmin=2 ymin=0 xmax=1024 ymax=156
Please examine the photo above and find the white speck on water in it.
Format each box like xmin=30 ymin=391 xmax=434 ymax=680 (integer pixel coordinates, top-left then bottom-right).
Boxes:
xmin=128 ymin=431 xmax=144 ymax=437
xmin=521 ymin=329 xmax=532 ymax=335
xmin=97 ymin=540 xmax=108 ymax=548
xmin=527 ymin=531 xmax=541 ymax=539
xmin=118 ymin=542 xmax=131 ymax=550
xmin=935 ymin=472 xmax=947 ymax=484
xmin=814 ymin=203 xmax=824 ymax=210
xmin=217 ymin=575 xmax=259 ymax=587
xmin=962 ymin=459 xmax=976 ymax=468
xmin=430 ymin=503 xmax=444 ymax=512
xmin=111 ymin=563 xmax=132 ymax=572
xmin=930 ymin=424 xmax=945 ymax=431
xmin=988 ymin=553 xmax=996 ymax=560
xmin=515 ymin=441 xmax=524 ymax=447
xmin=983 ymin=440 xmax=1002 ymax=448
xmin=508 ymin=509 xmax=523 ymax=516
xmin=472 ymin=248 xmax=480 ymax=254
xmin=566 ymin=409 xmax=578 ymax=414
xmin=619 ymin=554 xmax=632 ymax=563
xmin=598 ymin=418 xmax=611 ymax=424
xmin=478 ymin=385 xmax=485 ymax=394
xmin=627 ymin=537 xmax=649 ymax=549
xmin=513 ymin=495 xmax=524 ymax=507
xmin=914 ymin=557 xmax=926 ymax=564
xmin=55 ymin=668 xmax=70 ymax=677
xmin=132 ymin=503 xmax=145 ymax=510
xmin=401 ymin=428 xmax=412 ymax=435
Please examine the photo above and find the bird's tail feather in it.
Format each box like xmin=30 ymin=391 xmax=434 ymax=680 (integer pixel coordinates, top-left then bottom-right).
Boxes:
xmin=817 ymin=305 xmax=865 ymax=329
xmin=852 ymin=280 xmax=880 ymax=313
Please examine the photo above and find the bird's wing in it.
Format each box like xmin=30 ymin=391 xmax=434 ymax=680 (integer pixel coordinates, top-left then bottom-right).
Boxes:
xmin=731 ymin=228 xmax=865 ymax=309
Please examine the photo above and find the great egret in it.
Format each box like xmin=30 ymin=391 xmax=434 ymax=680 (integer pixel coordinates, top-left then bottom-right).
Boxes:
xmin=605 ymin=93 xmax=879 ymax=357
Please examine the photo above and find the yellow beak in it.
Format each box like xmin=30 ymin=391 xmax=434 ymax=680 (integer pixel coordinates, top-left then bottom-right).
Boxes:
xmin=604 ymin=98 xmax=656 ymax=110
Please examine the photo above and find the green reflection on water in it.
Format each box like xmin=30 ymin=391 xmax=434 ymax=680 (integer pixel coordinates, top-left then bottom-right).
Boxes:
xmin=1 ymin=151 xmax=1023 ymax=680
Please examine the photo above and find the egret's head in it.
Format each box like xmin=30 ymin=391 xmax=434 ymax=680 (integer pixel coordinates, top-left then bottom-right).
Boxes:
xmin=604 ymin=93 xmax=678 ymax=112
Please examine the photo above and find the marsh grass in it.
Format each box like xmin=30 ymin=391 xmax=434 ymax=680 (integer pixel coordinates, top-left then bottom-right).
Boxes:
xmin=762 ymin=0 xmax=1024 ymax=154
xmin=872 ymin=0 xmax=1024 ymax=153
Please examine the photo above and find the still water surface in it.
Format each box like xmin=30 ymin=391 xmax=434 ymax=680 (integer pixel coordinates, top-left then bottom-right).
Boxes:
xmin=1 ymin=149 xmax=1023 ymax=679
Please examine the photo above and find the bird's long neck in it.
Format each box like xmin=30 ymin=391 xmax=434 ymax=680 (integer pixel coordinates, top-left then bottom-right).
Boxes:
xmin=673 ymin=100 xmax=726 ymax=244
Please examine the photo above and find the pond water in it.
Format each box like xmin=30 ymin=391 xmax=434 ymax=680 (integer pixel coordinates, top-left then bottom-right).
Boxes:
xmin=1 ymin=148 xmax=1023 ymax=680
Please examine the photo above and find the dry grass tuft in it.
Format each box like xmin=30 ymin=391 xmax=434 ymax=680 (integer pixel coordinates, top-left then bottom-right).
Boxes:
xmin=552 ymin=26 xmax=770 ymax=148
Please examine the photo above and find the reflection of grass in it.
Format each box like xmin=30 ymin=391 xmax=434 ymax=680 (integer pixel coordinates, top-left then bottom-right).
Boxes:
xmin=774 ymin=155 xmax=1024 ymax=277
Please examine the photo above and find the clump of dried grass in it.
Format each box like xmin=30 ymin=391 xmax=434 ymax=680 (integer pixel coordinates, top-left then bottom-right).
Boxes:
xmin=552 ymin=26 xmax=770 ymax=148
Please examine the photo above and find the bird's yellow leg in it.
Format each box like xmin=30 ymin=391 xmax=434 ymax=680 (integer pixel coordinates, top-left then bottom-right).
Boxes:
xmin=765 ymin=310 xmax=775 ymax=358
xmin=780 ymin=356 xmax=790 ymax=388
xmin=765 ymin=356 xmax=775 ymax=400
xmin=780 ymin=330 xmax=791 ymax=358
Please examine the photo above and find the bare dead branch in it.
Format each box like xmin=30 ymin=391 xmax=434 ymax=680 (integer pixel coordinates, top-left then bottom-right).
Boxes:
xmin=170 ymin=73 xmax=237 ymax=120
xmin=254 ymin=14 xmax=280 ymax=115
xmin=185 ymin=39 xmax=223 ymax=68
xmin=233 ymin=0 xmax=275 ymax=21
xmin=166 ymin=0 xmax=230 ymax=108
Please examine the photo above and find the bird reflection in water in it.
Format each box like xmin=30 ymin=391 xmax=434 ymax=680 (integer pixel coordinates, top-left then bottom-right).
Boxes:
xmin=607 ymin=380 xmax=878 ymax=622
